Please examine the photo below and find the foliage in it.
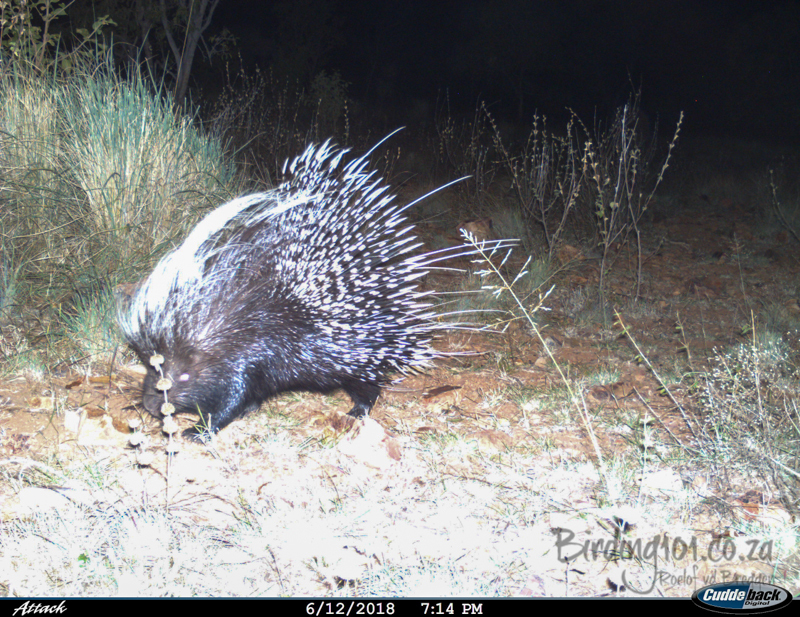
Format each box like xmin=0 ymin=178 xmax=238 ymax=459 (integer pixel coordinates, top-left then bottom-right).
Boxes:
xmin=0 ymin=54 xmax=237 ymax=361
xmin=433 ymin=93 xmax=681 ymax=326
xmin=0 ymin=0 xmax=115 ymax=74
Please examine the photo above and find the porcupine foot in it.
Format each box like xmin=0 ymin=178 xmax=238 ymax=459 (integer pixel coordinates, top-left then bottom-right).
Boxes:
xmin=344 ymin=380 xmax=381 ymax=417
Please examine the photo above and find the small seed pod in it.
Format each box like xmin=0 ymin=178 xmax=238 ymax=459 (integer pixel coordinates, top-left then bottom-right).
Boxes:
xmin=161 ymin=416 xmax=179 ymax=436
xmin=129 ymin=432 xmax=144 ymax=447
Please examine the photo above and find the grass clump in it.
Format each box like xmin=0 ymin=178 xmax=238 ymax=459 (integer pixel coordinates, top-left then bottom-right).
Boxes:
xmin=696 ymin=328 xmax=800 ymax=512
xmin=0 ymin=55 xmax=239 ymax=366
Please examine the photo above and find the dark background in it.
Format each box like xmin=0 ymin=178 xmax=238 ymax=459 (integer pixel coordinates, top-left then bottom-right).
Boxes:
xmin=209 ymin=0 xmax=800 ymax=143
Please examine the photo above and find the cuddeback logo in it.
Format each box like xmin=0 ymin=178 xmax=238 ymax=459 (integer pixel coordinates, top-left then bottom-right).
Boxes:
xmin=691 ymin=582 xmax=793 ymax=613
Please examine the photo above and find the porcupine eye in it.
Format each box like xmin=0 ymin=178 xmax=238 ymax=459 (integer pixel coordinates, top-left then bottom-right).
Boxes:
xmin=178 ymin=373 xmax=191 ymax=382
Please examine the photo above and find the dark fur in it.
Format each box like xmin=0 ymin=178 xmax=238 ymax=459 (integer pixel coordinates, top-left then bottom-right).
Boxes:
xmin=135 ymin=316 xmax=383 ymax=437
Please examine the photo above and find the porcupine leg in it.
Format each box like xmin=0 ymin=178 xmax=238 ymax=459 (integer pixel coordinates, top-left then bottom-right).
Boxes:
xmin=344 ymin=380 xmax=381 ymax=417
xmin=184 ymin=394 xmax=259 ymax=440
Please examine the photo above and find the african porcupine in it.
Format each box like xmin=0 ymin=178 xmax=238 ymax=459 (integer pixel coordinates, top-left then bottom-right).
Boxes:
xmin=119 ymin=137 xmax=511 ymax=438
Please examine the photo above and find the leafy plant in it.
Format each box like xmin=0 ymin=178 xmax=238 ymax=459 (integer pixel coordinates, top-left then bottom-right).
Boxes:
xmin=0 ymin=0 xmax=114 ymax=74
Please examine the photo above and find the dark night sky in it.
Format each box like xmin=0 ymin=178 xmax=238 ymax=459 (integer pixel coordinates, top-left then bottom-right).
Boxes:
xmin=213 ymin=0 xmax=800 ymax=142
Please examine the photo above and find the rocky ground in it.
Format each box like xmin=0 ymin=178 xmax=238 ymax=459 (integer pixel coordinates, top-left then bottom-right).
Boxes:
xmin=1 ymin=185 xmax=799 ymax=597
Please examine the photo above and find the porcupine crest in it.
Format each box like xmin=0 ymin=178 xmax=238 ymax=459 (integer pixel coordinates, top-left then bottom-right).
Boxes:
xmin=120 ymin=137 xmax=508 ymax=437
